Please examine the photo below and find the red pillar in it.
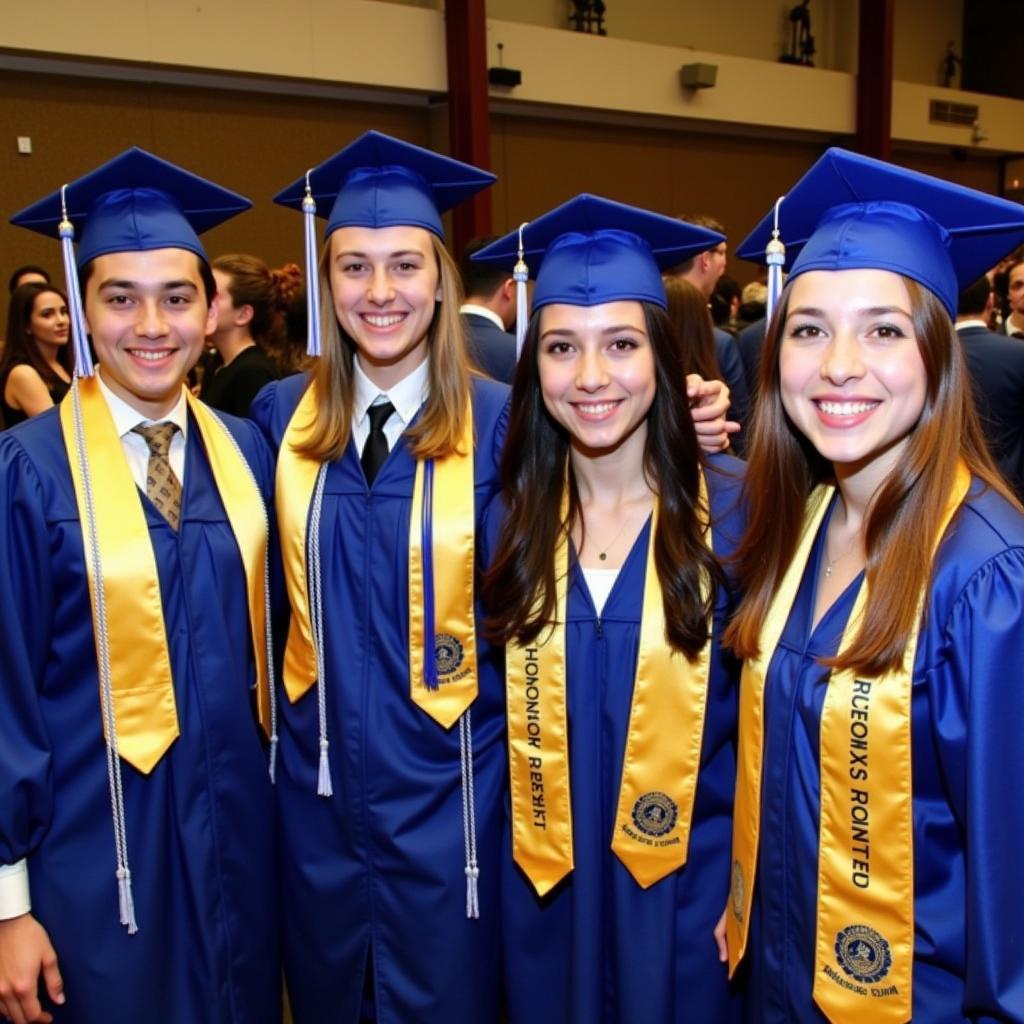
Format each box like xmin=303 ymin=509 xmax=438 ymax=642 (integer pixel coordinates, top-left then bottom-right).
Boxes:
xmin=856 ymin=0 xmax=894 ymax=160
xmin=444 ymin=0 xmax=493 ymax=256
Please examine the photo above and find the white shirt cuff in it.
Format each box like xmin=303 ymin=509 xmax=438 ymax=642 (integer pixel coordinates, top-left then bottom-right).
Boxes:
xmin=0 ymin=860 xmax=31 ymax=919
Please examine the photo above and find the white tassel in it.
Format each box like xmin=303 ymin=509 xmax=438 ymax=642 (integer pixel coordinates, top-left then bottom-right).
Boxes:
xmin=117 ymin=866 xmax=138 ymax=935
xmin=58 ymin=186 xmax=94 ymax=377
xmin=513 ymin=221 xmax=530 ymax=360
xmin=465 ymin=863 xmax=480 ymax=920
xmin=765 ymin=195 xmax=786 ymax=326
xmin=303 ymin=172 xmax=322 ymax=357
xmin=268 ymin=735 xmax=279 ymax=785
xmin=317 ymin=739 xmax=333 ymax=797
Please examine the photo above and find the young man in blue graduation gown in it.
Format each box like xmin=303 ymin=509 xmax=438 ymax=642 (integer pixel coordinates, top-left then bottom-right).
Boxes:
xmin=0 ymin=150 xmax=280 ymax=1024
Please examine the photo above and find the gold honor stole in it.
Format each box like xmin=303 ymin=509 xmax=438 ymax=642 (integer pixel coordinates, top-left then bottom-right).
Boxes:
xmin=507 ymin=472 xmax=713 ymax=896
xmin=727 ymin=463 xmax=971 ymax=1024
xmin=60 ymin=376 xmax=273 ymax=774
xmin=277 ymin=382 xmax=478 ymax=727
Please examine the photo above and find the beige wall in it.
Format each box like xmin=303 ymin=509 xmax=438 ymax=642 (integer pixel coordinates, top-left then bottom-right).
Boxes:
xmin=402 ymin=0 xmax=960 ymax=83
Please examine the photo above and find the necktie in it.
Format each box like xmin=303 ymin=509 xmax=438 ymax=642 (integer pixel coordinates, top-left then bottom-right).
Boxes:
xmin=361 ymin=401 xmax=395 ymax=485
xmin=133 ymin=422 xmax=182 ymax=529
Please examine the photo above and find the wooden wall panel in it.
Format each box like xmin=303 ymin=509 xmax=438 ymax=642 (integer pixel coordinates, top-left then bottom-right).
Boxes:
xmin=1 ymin=70 xmax=428 ymax=326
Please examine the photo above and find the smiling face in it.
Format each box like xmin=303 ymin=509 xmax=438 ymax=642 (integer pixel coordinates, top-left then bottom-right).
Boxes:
xmin=779 ymin=268 xmax=928 ymax=486
xmin=328 ymin=224 xmax=440 ymax=388
xmin=537 ymin=300 xmax=656 ymax=457
xmin=28 ymin=289 xmax=70 ymax=350
xmin=83 ymin=247 xmax=216 ymax=419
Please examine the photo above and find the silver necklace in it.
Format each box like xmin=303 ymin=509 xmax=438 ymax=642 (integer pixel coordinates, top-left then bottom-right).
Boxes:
xmin=824 ymin=532 xmax=858 ymax=577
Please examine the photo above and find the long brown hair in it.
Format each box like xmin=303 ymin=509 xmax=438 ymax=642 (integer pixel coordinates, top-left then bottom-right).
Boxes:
xmin=724 ymin=276 xmax=1019 ymax=675
xmin=663 ymin=275 xmax=722 ymax=382
xmin=296 ymin=233 xmax=470 ymax=463
xmin=1 ymin=282 xmax=74 ymax=388
xmin=482 ymin=302 xmax=724 ymax=657
xmin=212 ymin=253 xmax=295 ymax=350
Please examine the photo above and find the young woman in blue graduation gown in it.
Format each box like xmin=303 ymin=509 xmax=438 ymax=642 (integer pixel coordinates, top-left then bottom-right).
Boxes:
xmin=251 ymin=138 xmax=735 ymax=1023
xmin=721 ymin=150 xmax=1024 ymax=1023
xmin=479 ymin=197 xmax=746 ymax=1024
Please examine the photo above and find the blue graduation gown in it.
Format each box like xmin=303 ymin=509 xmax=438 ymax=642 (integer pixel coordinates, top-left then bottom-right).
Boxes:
xmin=250 ymin=374 xmax=509 ymax=1024
xmin=0 ymin=406 xmax=280 ymax=1023
xmin=746 ymin=482 xmax=1024 ymax=1023
xmin=490 ymin=454 xmax=747 ymax=1024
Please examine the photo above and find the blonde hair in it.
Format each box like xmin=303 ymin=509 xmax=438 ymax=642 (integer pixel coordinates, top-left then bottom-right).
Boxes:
xmin=296 ymin=232 xmax=471 ymax=463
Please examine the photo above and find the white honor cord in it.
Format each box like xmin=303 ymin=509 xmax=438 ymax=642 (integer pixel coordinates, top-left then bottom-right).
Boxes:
xmin=309 ymin=463 xmax=333 ymax=797
xmin=460 ymin=708 xmax=480 ymax=919
xmin=72 ymin=381 xmax=137 ymax=933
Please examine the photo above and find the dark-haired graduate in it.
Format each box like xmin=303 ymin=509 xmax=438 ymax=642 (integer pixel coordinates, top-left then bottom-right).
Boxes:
xmin=251 ymin=134 xmax=735 ymax=1024
xmin=476 ymin=195 xmax=746 ymax=1024
xmin=0 ymin=151 xmax=280 ymax=1023
xmin=720 ymin=149 xmax=1024 ymax=1023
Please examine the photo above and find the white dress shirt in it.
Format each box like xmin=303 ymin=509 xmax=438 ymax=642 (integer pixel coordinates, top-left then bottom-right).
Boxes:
xmin=351 ymin=355 xmax=430 ymax=457
xmin=97 ymin=371 xmax=189 ymax=489
xmin=0 ymin=375 xmax=191 ymax=920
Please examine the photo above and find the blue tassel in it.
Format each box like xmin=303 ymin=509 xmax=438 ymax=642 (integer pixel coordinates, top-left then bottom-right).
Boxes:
xmin=421 ymin=460 xmax=439 ymax=690
xmin=58 ymin=195 xmax=94 ymax=377
xmin=303 ymin=173 xmax=322 ymax=358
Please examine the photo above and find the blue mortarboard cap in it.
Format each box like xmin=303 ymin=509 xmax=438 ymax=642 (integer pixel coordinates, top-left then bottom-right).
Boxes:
xmin=472 ymin=193 xmax=724 ymax=312
xmin=10 ymin=148 xmax=251 ymax=376
xmin=273 ymin=130 xmax=496 ymax=239
xmin=737 ymin=147 xmax=1024 ymax=319
xmin=10 ymin=147 xmax=252 ymax=267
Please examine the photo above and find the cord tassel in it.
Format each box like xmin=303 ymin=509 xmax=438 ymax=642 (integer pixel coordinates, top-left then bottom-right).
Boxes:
xmin=317 ymin=738 xmax=333 ymax=797
xmin=303 ymin=172 xmax=322 ymax=357
xmin=117 ymin=866 xmax=138 ymax=935
xmin=513 ymin=221 xmax=530 ymax=359
xmin=58 ymin=186 xmax=94 ymax=377
xmin=309 ymin=464 xmax=333 ymax=797
xmin=460 ymin=711 xmax=480 ymax=919
xmin=765 ymin=196 xmax=786 ymax=326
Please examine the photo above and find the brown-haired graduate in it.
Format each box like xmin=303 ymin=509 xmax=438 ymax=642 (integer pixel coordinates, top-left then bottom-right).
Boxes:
xmin=250 ymin=133 xmax=734 ymax=1024
xmin=718 ymin=149 xmax=1024 ymax=1022
xmin=475 ymin=195 xmax=745 ymax=1023
xmin=0 ymin=150 xmax=279 ymax=1023
xmin=198 ymin=253 xmax=286 ymax=416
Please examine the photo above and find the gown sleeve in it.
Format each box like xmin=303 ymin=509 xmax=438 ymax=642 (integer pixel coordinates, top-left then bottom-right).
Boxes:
xmin=0 ymin=434 xmax=56 ymax=867
xmin=943 ymin=546 xmax=1024 ymax=1021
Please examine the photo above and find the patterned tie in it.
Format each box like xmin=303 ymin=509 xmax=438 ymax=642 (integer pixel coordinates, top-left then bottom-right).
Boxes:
xmin=133 ymin=422 xmax=182 ymax=529
xmin=361 ymin=401 xmax=395 ymax=486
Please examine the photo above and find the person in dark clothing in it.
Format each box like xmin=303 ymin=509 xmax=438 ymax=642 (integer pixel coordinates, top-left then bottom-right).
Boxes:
xmin=0 ymin=282 xmax=73 ymax=428
xmin=458 ymin=235 xmax=517 ymax=383
xmin=736 ymin=316 xmax=766 ymax=403
xmin=199 ymin=253 xmax=283 ymax=416
xmin=955 ymin=275 xmax=1024 ymax=499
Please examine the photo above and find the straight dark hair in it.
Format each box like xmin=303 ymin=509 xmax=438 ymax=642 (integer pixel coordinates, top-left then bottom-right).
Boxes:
xmin=483 ymin=302 xmax=724 ymax=658
xmin=1 ymin=282 xmax=74 ymax=387
xmin=724 ymin=275 xmax=1020 ymax=675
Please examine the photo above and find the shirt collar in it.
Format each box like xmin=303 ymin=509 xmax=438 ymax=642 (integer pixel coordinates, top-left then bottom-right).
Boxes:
xmin=460 ymin=303 xmax=506 ymax=331
xmin=96 ymin=369 xmax=190 ymax=439
xmin=353 ymin=354 xmax=430 ymax=428
xmin=955 ymin=319 xmax=989 ymax=331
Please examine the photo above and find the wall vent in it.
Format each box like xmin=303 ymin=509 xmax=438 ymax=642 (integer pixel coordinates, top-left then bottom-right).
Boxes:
xmin=929 ymin=99 xmax=979 ymax=126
